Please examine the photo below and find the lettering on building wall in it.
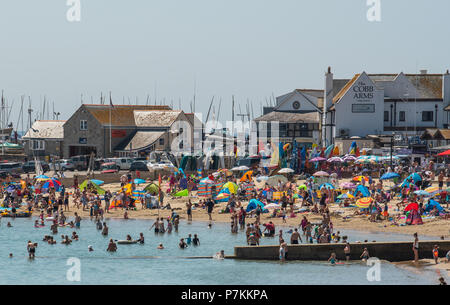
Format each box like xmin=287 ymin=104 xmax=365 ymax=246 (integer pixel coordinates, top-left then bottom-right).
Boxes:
xmin=353 ymin=81 xmax=374 ymax=101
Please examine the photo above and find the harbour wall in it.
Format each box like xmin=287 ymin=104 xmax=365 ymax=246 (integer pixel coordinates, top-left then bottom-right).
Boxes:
xmin=234 ymin=240 xmax=450 ymax=262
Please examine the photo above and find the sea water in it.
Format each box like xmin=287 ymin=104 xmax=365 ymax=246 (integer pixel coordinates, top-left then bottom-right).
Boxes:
xmin=0 ymin=217 xmax=437 ymax=285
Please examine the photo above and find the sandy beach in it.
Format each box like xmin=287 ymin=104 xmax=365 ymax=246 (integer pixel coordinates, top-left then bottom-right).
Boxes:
xmin=25 ymin=177 xmax=450 ymax=239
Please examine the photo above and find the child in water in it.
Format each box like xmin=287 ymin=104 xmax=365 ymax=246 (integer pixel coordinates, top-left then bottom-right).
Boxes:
xmin=328 ymin=252 xmax=337 ymax=265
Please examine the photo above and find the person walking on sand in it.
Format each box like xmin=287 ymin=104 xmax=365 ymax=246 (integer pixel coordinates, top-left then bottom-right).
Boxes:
xmin=186 ymin=199 xmax=192 ymax=222
xmin=206 ymin=198 xmax=214 ymax=221
xmin=413 ymin=232 xmax=419 ymax=264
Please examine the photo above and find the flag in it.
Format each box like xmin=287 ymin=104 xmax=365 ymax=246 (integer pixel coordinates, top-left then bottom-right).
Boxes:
xmin=333 ymin=146 xmax=340 ymax=156
xmin=300 ymin=146 xmax=306 ymax=170
xmin=324 ymin=144 xmax=334 ymax=159
xmin=349 ymin=141 xmax=357 ymax=155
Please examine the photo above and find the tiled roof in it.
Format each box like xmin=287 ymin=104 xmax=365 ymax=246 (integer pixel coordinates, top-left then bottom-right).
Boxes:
xmin=332 ymin=74 xmax=360 ymax=103
xmin=23 ymin=120 xmax=65 ymax=139
xmin=134 ymin=110 xmax=182 ymax=127
xmin=83 ymin=104 xmax=172 ymax=126
xmin=123 ymin=131 xmax=165 ymax=151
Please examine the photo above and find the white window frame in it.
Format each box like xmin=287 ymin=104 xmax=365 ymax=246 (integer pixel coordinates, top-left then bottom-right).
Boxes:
xmin=31 ymin=140 xmax=45 ymax=151
xmin=80 ymin=120 xmax=88 ymax=130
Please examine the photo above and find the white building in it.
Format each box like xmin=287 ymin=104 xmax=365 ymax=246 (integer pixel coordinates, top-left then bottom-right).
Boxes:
xmin=325 ymin=69 xmax=450 ymax=144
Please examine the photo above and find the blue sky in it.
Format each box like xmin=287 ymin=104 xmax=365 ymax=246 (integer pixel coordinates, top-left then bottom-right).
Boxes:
xmin=0 ymin=0 xmax=449 ymax=131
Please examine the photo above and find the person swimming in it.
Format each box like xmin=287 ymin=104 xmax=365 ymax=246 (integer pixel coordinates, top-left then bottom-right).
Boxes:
xmin=328 ymin=252 xmax=337 ymax=265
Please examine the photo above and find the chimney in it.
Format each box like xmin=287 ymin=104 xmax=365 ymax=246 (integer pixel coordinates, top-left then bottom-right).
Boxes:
xmin=443 ymin=69 xmax=450 ymax=106
xmin=322 ymin=66 xmax=333 ymax=146
xmin=420 ymin=69 xmax=428 ymax=75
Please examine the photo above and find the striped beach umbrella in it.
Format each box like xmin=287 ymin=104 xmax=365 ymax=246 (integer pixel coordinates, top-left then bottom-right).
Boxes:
xmin=338 ymin=192 xmax=354 ymax=199
xmin=352 ymin=176 xmax=369 ymax=182
xmin=356 ymin=197 xmax=373 ymax=208
xmin=425 ymin=186 xmax=440 ymax=196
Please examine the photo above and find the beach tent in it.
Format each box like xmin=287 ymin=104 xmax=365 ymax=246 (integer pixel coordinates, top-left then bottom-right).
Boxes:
xmin=424 ymin=199 xmax=444 ymax=213
xmin=215 ymin=188 xmax=231 ymax=202
xmin=404 ymin=202 xmax=419 ymax=212
xmin=406 ymin=209 xmax=423 ymax=225
xmin=380 ymin=172 xmax=400 ymax=180
xmin=240 ymin=170 xmax=253 ymax=183
xmin=79 ymin=179 xmax=106 ymax=195
xmin=401 ymin=173 xmax=422 ymax=187
xmin=173 ymin=189 xmax=189 ymax=197
xmin=246 ymin=199 xmax=267 ymax=213
xmin=144 ymin=183 xmax=159 ymax=195
xmin=221 ymin=182 xmax=238 ymax=194
xmin=353 ymin=185 xmax=370 ymax=197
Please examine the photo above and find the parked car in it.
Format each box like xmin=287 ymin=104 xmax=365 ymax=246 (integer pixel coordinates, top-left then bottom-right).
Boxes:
xmin=49 ymin=159 xmax=74 ymax=171
xmin=70 ymin=155 xmax=90 ymax=171
xmin=0 ymin=170 xmax=20 ymax=179
xmin=130 ymin=161 xmax=149 ymax=171
xmin=146 ymin=159 xmax=175 ymax=171
xmin=107 ymin=157 xmax=134 ymax=170
xmin=235 ymin=156 xmax=261 ymax=169
xmin=22 ymin=161 xmax=49 ymax=173
xmin=100 ymin=162 xmax=120 ymax=174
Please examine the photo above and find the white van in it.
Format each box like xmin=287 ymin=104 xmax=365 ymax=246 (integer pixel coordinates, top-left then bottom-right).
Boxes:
xmin=107 ymin=157 xmax=134 ymax=170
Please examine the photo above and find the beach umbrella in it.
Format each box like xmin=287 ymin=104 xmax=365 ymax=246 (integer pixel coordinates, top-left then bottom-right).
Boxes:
xmin=352 ymin=176 xmax=369 ymax=182
xmin=278 ymin=168 xmax=294 ymax=174
xmin=231 ymin=167 xmax=241 ymax=171
xmin=414 ymin=190 xmax=430 ymax=196
xmin=327 ymin=157 xmax=343 ymax=163
xmin=310 ymin=157 xmax=327 ymax=162
xmin=90 ymin=179 xmax=104 ymax=186
xmin=355 ymin=159 xmax=376 ymax=165
xmin=36 ymin=175 xmax=50 ymax=181
xmin=313 ymin=171 xmax=329 ymax=177
xmin=221 ymin=182 xmax=238 ymax=194
xmin=356 ymin=197 xmax=373 ymax=208
xmin=42 ymin=179 xmax=62 ymax=190
xmin=134 ymin=178 xmax=146 ymax=185
xmin=6 ymin=185 xmax=16 ymax=193
xmin=424 ymin=186 xmax=440 ymax=196
xmin=343 ymin=155 xmax=357 ymax=162
xmin=238 ymin=165 xmax=250 ymax=171
xmin=337 ymin=192 xmax=354 ymax=199
xmin=380 ymin=172 xmax=400 ymax=180
xmin=340 ymin=182 xmax=356 ymax=189
xmin=437 ymin=149 xmax=450 ymax=156
xmin=319 ymin=183 xmax=335 ymax=190
xmin=404 ymin=202 xmax=419 ymax=212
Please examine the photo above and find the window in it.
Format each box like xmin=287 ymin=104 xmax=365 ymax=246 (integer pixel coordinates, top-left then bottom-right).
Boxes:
xmin=80 ymin=120 xmax=88 ymax=130
xmin=399 ymin=111 xmax=406 ymax=122
xmin=384 ymin=111 xmax=389 ymax=122
xmin=31 ymin=140 xmax=45 ymax=150
xmin=422 ymin=111 xmax=434 ymax=122
xmin=159 ymin=138 xmax=164 ymax=146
